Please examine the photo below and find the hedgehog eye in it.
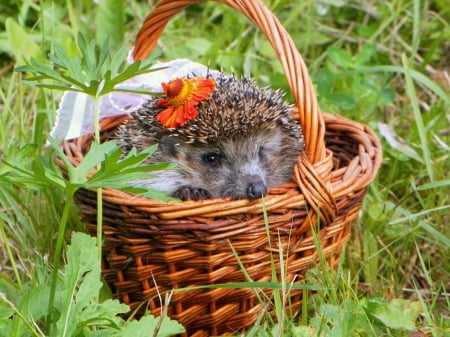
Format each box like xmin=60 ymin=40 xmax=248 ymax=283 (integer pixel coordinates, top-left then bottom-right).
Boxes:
xmin=258 ymin=146 xmax=265 ymax=159
xmin=202 ymin=152 xmax=222 ymax=166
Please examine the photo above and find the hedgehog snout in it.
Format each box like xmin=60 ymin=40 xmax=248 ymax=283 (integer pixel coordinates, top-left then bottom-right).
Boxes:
xmin=247 ymin=179 xmax=267 ymax=199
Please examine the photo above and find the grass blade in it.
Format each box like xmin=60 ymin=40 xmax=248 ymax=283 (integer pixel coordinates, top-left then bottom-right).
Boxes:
xmin=402 ymin=54 xmax=435 ymax=181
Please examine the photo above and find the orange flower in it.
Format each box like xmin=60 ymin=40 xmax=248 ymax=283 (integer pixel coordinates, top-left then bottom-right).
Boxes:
xmin=156 ymin=77 xmax=216 ymax=128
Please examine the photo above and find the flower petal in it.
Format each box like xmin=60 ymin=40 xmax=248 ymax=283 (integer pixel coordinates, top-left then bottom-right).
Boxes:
xmin=156 ymin=77 xmax=216 ymax=128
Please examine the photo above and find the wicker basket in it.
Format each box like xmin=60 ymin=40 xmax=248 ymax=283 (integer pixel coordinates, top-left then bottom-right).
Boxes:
xmin=60 ymin=0 xmax=382 ymax=336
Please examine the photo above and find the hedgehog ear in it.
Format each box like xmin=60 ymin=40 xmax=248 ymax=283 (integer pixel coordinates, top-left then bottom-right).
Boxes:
xmin=160 ymin=136 xmax=182 ymax=158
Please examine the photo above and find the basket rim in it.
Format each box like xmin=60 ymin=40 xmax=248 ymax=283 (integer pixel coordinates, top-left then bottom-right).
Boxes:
xmin=60 ymin=111 xmax=382 ymax=220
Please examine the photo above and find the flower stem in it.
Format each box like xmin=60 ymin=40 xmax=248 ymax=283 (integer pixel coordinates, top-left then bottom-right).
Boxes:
xmin=93 ymin=93 xmax=103 ymax=287
xmin=47 ymin=188 xmax=75 ymax=334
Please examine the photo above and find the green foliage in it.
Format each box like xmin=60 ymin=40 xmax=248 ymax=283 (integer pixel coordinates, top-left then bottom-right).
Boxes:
xmin=2 ymin=140 xmax=174 ymax=202
xmin=16 ymin=33 xmax=161 ymax=97
xmin=0 ymin=232 xmax=185 ymax=337
xmin=290 ymin=298 xmax=422 ymax=337
xmin=316 ymin=45 xmax=396 ymax=113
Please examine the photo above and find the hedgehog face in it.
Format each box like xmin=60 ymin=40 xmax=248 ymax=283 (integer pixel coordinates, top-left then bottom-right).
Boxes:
xmin=159 ymin=125 xmax=300 ymax=200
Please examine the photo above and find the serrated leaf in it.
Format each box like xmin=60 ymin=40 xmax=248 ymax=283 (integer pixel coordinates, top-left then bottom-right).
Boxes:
xmin=55 ymin=232 xmax=102 ymax=337
xmin=107 ymin=61 xmax=141 ymax=87
xmin=85 ymin=144 xmax=176 ymax=199
xmin=108 ymin=44 xmax=129 ymax=78
xmin=77 ymin=33 xmax=97 ymax=76
xmin=112 ymin=145 xmax=157 ymax=168
xmin=78 ymin=298 xmax=128 ymax=331
xmin=16 ymin=58 xmax=66 ymax=83
xmin=2 ymin=145 xmax=67 ymax=190
xmin=35 ymin=84 xmax=80 ymax=92
xmin=73 ymin=141 xmax=117 ymax=184
xmin=53 ymin=45 xmax=84 ymax=83
xmin=98 ymin=38 xmax=111 ymax=72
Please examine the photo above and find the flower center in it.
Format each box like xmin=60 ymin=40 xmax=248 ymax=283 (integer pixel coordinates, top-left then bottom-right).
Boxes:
xmin=166 ymin=78 xmax=196 ymax=107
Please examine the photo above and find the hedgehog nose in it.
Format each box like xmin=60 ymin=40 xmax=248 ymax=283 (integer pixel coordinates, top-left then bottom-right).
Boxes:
xmin=247 ymin=180 xmax=267 ymax=199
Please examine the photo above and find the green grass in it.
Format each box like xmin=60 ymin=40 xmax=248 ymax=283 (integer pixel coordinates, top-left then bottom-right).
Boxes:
xmin=0 ymin=0 xmax=449 ymax=336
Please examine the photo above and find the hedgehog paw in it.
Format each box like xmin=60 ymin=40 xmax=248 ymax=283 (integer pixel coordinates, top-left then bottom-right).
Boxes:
xmin=172 ymin=187 xmax=212 ymax=201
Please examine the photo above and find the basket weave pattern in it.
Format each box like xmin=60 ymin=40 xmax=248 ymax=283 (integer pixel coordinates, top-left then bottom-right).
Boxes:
xmin=60 ymin=1 xmax=382 ymax=336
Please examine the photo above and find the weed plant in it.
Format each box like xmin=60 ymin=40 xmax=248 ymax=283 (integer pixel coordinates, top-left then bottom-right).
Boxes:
xmin=0 ymin=0 xmax=449 ymax=336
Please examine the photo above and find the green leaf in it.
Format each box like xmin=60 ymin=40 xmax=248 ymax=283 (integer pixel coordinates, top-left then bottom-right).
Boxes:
xmin=310 ymin=301 xmax=372 ymax=337
xmin=107 ymin=61 xmax=141 ymax=88
xmin=16 ymin=32 xmax=161 ymax=100
xmin=417 ymin=179 xmax=450 ymax=190
xmin=108 ymin=44 xmax=130 ymax=78
xmin=97 ymin=38 xmax=111 ymax=74
xmin=11 ymin=285 xmax=50 ymax=336
xmin=316 ymin=68 xmax=334 ymax=96
xmin=52 ymin=45 xmax=84 ymax=84
xmin=77 ymin=33 xmax=97 ymax=77
xmin=355 ymin=44 xmax=376 ymax=65
xmin=291 ymin=325 xmax=315 ymax=337
xmin=0 ymin=299 xmax=13 ymax=337
xmin=140 ymin=188 xmax=177 ymax=202
xmin=2 ymin=145 xmax=67 ymax=190
xmin=34 ymin=83 xmax=82 ymax=92
xmin=364 ymin=298 xmax=421 ymax=330
xmin=16 ymin=58 xmax=66 ymax=83
xmin=5 ymin=18 xmax=40 ymax=65
xmin=378 ymin=87 xmax=396 ymax=105
xmin=55 ymin=232 xmax=102 ymax=337
xmin=78 ymin=298 xmax=128 ymax=331
xmin=326 ymin=93 xmax=357 ymax=110
xmin=95 ymin=0 xmax=125 ymax=50
xmin=327 ymin=46 xmax=354 ymax=69
xmin=51 ymin=232 xmax=184 ymax=337
xmin=68 ymin=141 xmax=117 ymax=185
xmin=350 ymin=65 xmax=450 ymax=104
xmin=113 ymin=315 xmax=185 ymax=337
xmin=84 ymin=144 xmax=176 ymax=201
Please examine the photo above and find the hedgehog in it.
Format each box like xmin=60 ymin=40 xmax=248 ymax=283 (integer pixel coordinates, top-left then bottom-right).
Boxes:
xmin=114 ymin=73 xmax=304 ymax=201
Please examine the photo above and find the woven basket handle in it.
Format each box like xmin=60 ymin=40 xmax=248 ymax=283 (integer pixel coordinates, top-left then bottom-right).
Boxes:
xmin=133 ymin=0 xmax=325 ymax=164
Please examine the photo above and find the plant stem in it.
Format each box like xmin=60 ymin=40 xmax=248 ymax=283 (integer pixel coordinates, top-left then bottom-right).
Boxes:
xmin=47 ymin=188 xmax=75 ymax=334
xmin=93 ymin=93 xmax=103 ymax=285
xmin=96 ymin=188 xmax=103 ymax=264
